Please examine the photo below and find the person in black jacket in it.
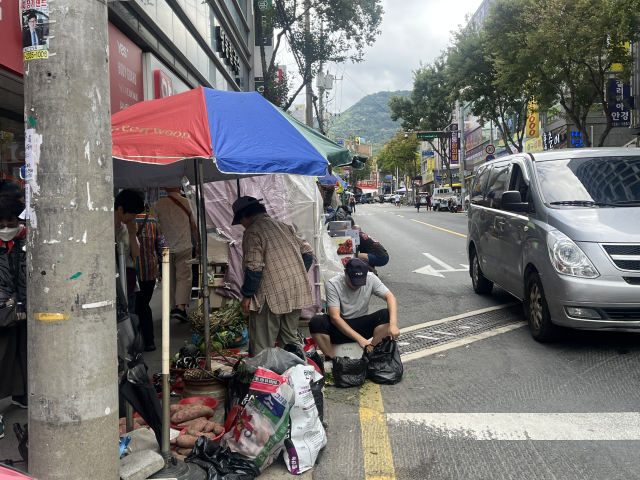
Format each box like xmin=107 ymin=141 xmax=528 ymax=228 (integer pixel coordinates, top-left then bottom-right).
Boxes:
xmin=354 ymin=225 xmax=389 ymax=274
xmin=0 ymin=194 xmax=28 ymax=408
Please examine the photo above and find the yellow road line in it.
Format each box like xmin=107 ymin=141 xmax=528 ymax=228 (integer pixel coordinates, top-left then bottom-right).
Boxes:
xmin=411 ymin=218 xmax=466 ymax=237
xmin=359 ymin=382 xmax=396 ymax=480
xmin=397 ymin=215 xmax=404 ymax=217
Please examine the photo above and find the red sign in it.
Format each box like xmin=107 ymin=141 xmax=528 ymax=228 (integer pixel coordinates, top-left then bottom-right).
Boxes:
xmin=109 ymin=22 xmax=144 ymax=114
xmin=154 ymin=70 xmax=174 ymax=99
xmin=0 ymin=0 xmax=24 ymax=74
xmin=357 ymin=180 xmax=378 ymax=189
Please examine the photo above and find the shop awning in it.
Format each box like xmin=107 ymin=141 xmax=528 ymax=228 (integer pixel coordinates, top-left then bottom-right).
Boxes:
xmin=111 ymin=87 xmax=361 ymax=187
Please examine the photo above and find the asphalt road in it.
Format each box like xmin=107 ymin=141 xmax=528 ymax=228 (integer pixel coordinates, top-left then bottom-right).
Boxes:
xmin=314 ymin=202 xmax=640 ymax=480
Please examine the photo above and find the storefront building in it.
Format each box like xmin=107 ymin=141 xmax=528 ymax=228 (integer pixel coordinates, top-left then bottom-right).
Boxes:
xmin=0 ymin=0 xmax=254 ymax=181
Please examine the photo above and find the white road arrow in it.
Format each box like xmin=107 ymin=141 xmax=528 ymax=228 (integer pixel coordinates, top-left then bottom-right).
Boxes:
xmin=413 ymin=253 xmax=469 ymax=277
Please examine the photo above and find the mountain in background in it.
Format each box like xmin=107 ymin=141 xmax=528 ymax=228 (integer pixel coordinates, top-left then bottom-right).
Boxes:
xmin=327 ymin=90 xmax=410 ymax=155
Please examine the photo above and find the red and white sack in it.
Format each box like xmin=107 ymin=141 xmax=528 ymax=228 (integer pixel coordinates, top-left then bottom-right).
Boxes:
xmin=283 ymin=364 xmax=327 ymax=474
xmin=221 ymin=367 xmax=294 ymax=473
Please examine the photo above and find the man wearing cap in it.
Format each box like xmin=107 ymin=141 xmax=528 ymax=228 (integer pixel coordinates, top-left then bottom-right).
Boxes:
xmin=309 ymin=258 xmax=399 ymax=360
xmin=233 ymin=196 xmax=315 ymax=355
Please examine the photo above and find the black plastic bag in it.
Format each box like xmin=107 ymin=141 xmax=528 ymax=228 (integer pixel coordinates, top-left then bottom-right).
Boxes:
xmin=311 ymin=377 xmax=325 ymax=422
xmin=224 ymin=361 xmax=254 ymax=418
xmin=305 ymin=350 xmax=324 ymax=375
xmin=364 ymin=336 xmax=403 ymax=385
xmin=332 ymin=356 xmax=367 ymax=388
xmin=13 ymin=423 xmax=28 ymax=462
xmin=186 ymin=436 xmax=260 ymax=480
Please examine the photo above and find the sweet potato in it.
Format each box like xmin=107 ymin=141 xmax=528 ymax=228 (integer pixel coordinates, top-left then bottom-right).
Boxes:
xmin=180 ymin=416 xmax=209 ymax=432
xmin=134 ymin=417 xmax=147 ymax=426
xmin=202 ymin=422 xmax=223 ymax=435
xmin=171 ymin=406 xmax=213 ymax=424
xmin=119 ymin=425 xmax=126 ymax=436
xmin=175 ymin=434 xmax=199 ymax=449
xmin=211 ymin=423 xmax=223 ymax=436
xmin=119 ymin=417 xmax=127 ymax=426
xmin=177 ymin=447 xmax=193 ymax=456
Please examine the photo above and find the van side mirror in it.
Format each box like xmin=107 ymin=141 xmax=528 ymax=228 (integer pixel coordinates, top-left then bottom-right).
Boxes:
xmin=502 ymin=191 xmax=529 ymax=213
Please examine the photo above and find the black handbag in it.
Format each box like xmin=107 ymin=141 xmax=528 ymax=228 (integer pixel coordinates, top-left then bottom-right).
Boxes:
xmin=0 ymin=245 xmax=24 ymax=330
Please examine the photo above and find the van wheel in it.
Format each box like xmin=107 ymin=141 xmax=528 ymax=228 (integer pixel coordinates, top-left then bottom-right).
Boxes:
xmin=525 ymin=272 xmax=561 ymax=343
xmin=471 ymin=249 xmax=493 ymax=294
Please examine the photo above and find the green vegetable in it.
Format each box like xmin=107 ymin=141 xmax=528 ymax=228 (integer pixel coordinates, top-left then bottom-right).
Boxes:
xmin=188 ymin=299 xmax=247 ymax=343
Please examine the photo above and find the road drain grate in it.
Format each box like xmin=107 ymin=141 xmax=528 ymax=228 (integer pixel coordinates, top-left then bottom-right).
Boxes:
xmin=398 ymin=305 xmax=526 ymax=355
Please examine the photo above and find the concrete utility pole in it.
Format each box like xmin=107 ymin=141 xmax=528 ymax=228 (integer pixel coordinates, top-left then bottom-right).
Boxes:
xmin=304 ymin=0 xmax=313 ymax=127
xmin=24 ymin=1 xmax=119 ymax=478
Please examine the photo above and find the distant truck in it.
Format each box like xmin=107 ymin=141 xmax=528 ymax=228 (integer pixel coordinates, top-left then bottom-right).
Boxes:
xmin=431 ymin=187 xmax=456 ymax=211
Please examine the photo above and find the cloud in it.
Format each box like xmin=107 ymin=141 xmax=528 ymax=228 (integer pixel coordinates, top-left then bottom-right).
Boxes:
xmin=277 ymin=0 xmax=481 ymax=112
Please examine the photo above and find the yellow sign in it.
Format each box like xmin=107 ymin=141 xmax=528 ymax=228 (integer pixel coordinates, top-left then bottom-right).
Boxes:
xmin=34 ymin=313 xmax=70 ymax=322
xmin=526 ymin=102 xmax=539 ymax=139
xmin=23 ymin=49 xmax=49 ymax=61
xmin=428 ymin=159 xmax=435 ymax=170
xmin=424 ymin=172 xmax=434 ymax=183
xmin=612 ymin=42 xmax=630 ymax=72
xmin=525 ymin=136 xmax=543 ymax=152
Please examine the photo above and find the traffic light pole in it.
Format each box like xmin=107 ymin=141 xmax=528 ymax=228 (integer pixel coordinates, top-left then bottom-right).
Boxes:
xmin=24 ymin=1 xmax=119 ymax=478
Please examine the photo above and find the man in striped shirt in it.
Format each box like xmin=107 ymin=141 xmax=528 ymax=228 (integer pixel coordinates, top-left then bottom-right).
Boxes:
xmin=134 ymin=210 xmax=165 ymax=351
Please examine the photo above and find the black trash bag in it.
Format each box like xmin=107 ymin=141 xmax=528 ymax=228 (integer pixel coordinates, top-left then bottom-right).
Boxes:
xmin=305 ymin=350 xmax=324 ymax=375
xmin=13 ymin=423 xmax=28 ymax=462
xmin=284 ymin=343 xmax=305 ymax=361
xmin=224 ymin=361 xmax=254 ymax=418
xmin=186 ymin=436 xmax=260 ymax=480
xmin=332 ymin=356 xmax=367 ymax=388
xmin=364 ymin=336 xmax=403 ymax=385
xmin=310 ymin=376 xmax=325 ymax=423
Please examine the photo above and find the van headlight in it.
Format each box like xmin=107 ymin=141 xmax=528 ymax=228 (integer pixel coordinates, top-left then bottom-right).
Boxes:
xmin=547 ymin=230 xmax=599 ymax=278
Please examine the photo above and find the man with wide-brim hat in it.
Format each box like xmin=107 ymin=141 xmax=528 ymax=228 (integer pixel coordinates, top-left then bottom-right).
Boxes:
xmin=232 ymin=196 xmax=314 ymax=355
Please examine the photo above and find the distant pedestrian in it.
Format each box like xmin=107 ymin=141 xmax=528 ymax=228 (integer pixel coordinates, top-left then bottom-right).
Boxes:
xmin=349 ymin=195 xmax=356 ymax=213
xmin=395 ymin=193 xmax=401 ymax=208
xmin=426 ymin=193 xmax=432 ymax=211
xmin=415 ymin=195 xmax=422 ymax=212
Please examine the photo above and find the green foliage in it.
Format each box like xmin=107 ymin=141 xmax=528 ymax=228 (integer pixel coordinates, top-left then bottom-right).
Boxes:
xmin=377 ymin=132 xmax=420 ymax=183
xmin=485 ymin=0 xmax=640 ymax=146
xmin=328 ymin=90 xmax=410 ymax=154
xmin=447 ymin=21 xmax=531 ymax=153
xmin=255 ymin=0 xmax=384 ymax=113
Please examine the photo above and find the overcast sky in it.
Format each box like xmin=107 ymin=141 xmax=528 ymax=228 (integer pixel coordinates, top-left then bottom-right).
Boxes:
xmin=277 ymin=0 xmax=481 ymax=113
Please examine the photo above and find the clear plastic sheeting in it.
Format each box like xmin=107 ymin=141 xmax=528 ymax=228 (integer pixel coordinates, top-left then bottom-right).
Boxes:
xmin=203 ymin=175 xmax=343 ymax=318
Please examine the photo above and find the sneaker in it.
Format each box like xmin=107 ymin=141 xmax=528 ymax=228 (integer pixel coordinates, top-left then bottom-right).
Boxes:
xmin=170 ymin=308 xmax=188 ymax=322
xmin=11 ymin=395 xmax=28 ymax=409
xmin=144 ymin=343 xmax=157 ymax=352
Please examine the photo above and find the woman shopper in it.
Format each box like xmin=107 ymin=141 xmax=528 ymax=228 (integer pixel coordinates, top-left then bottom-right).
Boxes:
xmin=349 ymin=194 xmax=356 ymax=213
xmin=134 ymin=207 xmax=165 ymax=352
xmin=0 ymin=194 xmax=28 ymax=409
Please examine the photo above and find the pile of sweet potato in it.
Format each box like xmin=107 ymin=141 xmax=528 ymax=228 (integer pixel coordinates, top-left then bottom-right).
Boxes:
xmin=169 ymin=400 xmax=223 ymax=461
xmin=118 ymin=416 xmax=150 ymax=436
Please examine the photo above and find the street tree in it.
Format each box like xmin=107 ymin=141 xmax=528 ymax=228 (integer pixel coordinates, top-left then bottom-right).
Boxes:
xmin=447 ymin=21 xmax=533 ymax=153
xmin=388 ymin=56 xmax=456 ymax=188
xmin=377 ymin=131 xmax=421 ymax=196
xmin=254 ymin=0 xmax=383 ymax=117
xmin=484 ymin=0 xmax=640 ymax=147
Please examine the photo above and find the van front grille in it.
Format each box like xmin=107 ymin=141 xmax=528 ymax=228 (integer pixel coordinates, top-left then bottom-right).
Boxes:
xmin=601 ymin=244 xmax=640 ymax=271
xmin=601 ymin=308 xmax=640 ymax=320
xmin=623 ymin=277 xmax=640 ymax=285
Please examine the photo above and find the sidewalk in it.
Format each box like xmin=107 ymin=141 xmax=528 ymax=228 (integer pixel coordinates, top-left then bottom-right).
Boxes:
xmin=0 ymin=285 xmax=316 ymax=478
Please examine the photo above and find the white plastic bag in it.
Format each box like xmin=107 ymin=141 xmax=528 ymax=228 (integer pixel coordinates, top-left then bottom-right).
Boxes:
xmin=283 ymin=364 xmax=327 ymax=474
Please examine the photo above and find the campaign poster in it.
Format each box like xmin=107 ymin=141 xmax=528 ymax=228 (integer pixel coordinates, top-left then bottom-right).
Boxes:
xmin=22 ymin=0 xmax=50 ymax=62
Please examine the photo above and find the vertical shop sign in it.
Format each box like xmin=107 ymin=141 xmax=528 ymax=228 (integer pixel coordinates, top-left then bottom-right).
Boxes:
xmin=0 ymin=0 xmax=24 ymax=74
xmin=526 ymin=101 xmax=539 ymax=138
xmin=21 ymin=0 xmax=50 ymax=61
xmin=609 ymin=79 xmax=631 ymax=127
xmin=154 ymin=70 xmax=174 ymax=99
xmin=450 ymin=123 xmax=459 ymax=166
xmin=108 ymin=23 xmax=144 ymax=113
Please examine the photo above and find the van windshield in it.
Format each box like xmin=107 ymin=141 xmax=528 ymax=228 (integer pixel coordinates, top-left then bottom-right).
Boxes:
xmin=536 ymin=156 xmax=640 ymax=207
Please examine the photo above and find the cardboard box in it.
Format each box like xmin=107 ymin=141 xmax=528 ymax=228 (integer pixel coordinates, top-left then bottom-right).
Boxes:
xmin=211 ymin=291 xmax=230 ymax=309
xmin=328 ymin=221 xmax=350 ymax=231
xmin=207 ymin=235 xmax=229 ymax=264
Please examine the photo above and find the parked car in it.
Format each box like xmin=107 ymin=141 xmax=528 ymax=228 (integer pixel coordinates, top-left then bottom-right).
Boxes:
xmin=432 ymin=187 xmax=456 ymax=211
xmin=467 ymin=148 xmax=640 ymax=342
xmin=383 ymin=194 xmax=392 ymax=203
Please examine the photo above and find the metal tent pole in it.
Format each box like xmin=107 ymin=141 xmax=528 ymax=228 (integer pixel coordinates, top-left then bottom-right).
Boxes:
xmin=118 ymin=242 xmax=134 ymax=434
xmin=199 ymin=159 xmax=211 ymax=372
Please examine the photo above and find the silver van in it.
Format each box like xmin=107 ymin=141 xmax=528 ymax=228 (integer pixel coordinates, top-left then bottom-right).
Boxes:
xmin=466 ymin=148 xmax=640 ymax=342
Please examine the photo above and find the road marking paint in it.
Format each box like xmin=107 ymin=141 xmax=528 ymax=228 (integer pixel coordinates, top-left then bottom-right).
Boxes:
xmin=411 ymin=219 xmax=466 ymax=237
xmin=386 ymin=412 xmax=640 ymax=441
xmin=432 ymin=331 xmax=456 ymax=336
xmin=414 ymin=253 xmax=468 ymax=277
xmin=397 ymin=215 xmax=404 ymax=217
xmin=402 ymin=323 xmax=525 ymax=363
xmin=359 ymin=382 xmax=396 ymax=480
xmin=423 ymin=252 xmax=454 ymax=270
xmin=399 ymin=302 xmax=520 ymax=334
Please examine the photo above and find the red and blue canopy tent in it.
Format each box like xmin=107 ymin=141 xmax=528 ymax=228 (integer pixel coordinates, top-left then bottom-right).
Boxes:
xmin=111 ymin=87 xmax=364 ymax=188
